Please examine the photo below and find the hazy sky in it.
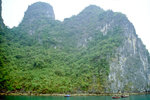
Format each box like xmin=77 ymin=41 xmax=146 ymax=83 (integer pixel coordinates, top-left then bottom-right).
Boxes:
xmin=2 ymin=0 xmax=150 ymax=52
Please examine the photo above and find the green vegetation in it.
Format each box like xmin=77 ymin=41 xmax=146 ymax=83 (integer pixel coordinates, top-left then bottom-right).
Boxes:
xmin=0 ymin=26 xmax=123 ymax=93
xmin=0 ymin=3 xmax=126 ymax=94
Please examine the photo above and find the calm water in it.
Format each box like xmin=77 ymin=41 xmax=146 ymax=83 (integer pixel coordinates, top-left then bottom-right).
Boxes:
xmin=0 ymin=95 xmax=150 ymax=100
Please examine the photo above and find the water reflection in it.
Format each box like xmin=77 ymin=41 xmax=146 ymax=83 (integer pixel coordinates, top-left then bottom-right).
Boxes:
xmin=66 ymin=97 xmax=70 ymax=100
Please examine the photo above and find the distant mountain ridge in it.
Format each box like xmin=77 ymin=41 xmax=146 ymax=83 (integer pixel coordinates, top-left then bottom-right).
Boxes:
xmin=0 ymin=1 xmax=150 ymax=93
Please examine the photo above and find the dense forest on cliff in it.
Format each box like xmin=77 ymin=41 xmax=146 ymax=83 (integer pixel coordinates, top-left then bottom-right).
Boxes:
xmin=0 ymin=2 xmax=150 ymax=93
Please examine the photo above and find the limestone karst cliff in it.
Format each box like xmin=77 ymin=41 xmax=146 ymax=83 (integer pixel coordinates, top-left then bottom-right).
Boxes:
xmin=1 ymin=1 xmax=150 ymax=93
xmin=19 ymin=2 xmax=55 ymax=35
xmin=0 ymin=0 xmax=4 ymax=28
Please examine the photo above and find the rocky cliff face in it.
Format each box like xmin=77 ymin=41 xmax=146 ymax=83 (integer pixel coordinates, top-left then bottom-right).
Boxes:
xmin=5 ymin=2 xmax=150 ymax=93
xmin=63 ymin=7 xmax=150 ymax=93
xmin=23 ymin=2 xmax=55 ymax=22
xmin=19 ymin=2 xmax=55 ymax=35
xmin=92 ymin=10 xmax=150 ymax=93
xmin=0 ymin=0 xmax=4 ymax=28
xmin=108 ymin=20 xmax=150 ymax=93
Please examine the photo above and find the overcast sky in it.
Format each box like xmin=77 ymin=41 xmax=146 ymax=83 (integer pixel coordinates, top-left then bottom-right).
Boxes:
xmin=2 ymin=0 xmax=150 ymax=52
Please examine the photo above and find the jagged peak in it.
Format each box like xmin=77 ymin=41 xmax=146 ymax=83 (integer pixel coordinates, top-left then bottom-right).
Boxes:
xmin=20 ymin=1 xmax=55 ymax=25
xmin=83 ymin=5 xmax=104 ymax=11
xmin=27 ymin=2 xmax=53 ymax=11
xmin=79 ymin=5 xmax=104 ymax=15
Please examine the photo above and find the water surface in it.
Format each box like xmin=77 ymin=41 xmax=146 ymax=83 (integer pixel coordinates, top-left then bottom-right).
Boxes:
xmin=0 ymin=95 xmax=150 ymax=100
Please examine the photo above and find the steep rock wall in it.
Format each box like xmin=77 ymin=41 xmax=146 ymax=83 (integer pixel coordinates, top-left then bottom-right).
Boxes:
xmin=108 ymin=16 xmax=150 ymax=93
xmin=0 ymin=0 xmax=4 ymax=28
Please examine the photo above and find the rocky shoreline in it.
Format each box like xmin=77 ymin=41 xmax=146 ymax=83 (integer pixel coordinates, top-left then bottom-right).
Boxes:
xmin=0 ymin=92 xmax=150 ymax=96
